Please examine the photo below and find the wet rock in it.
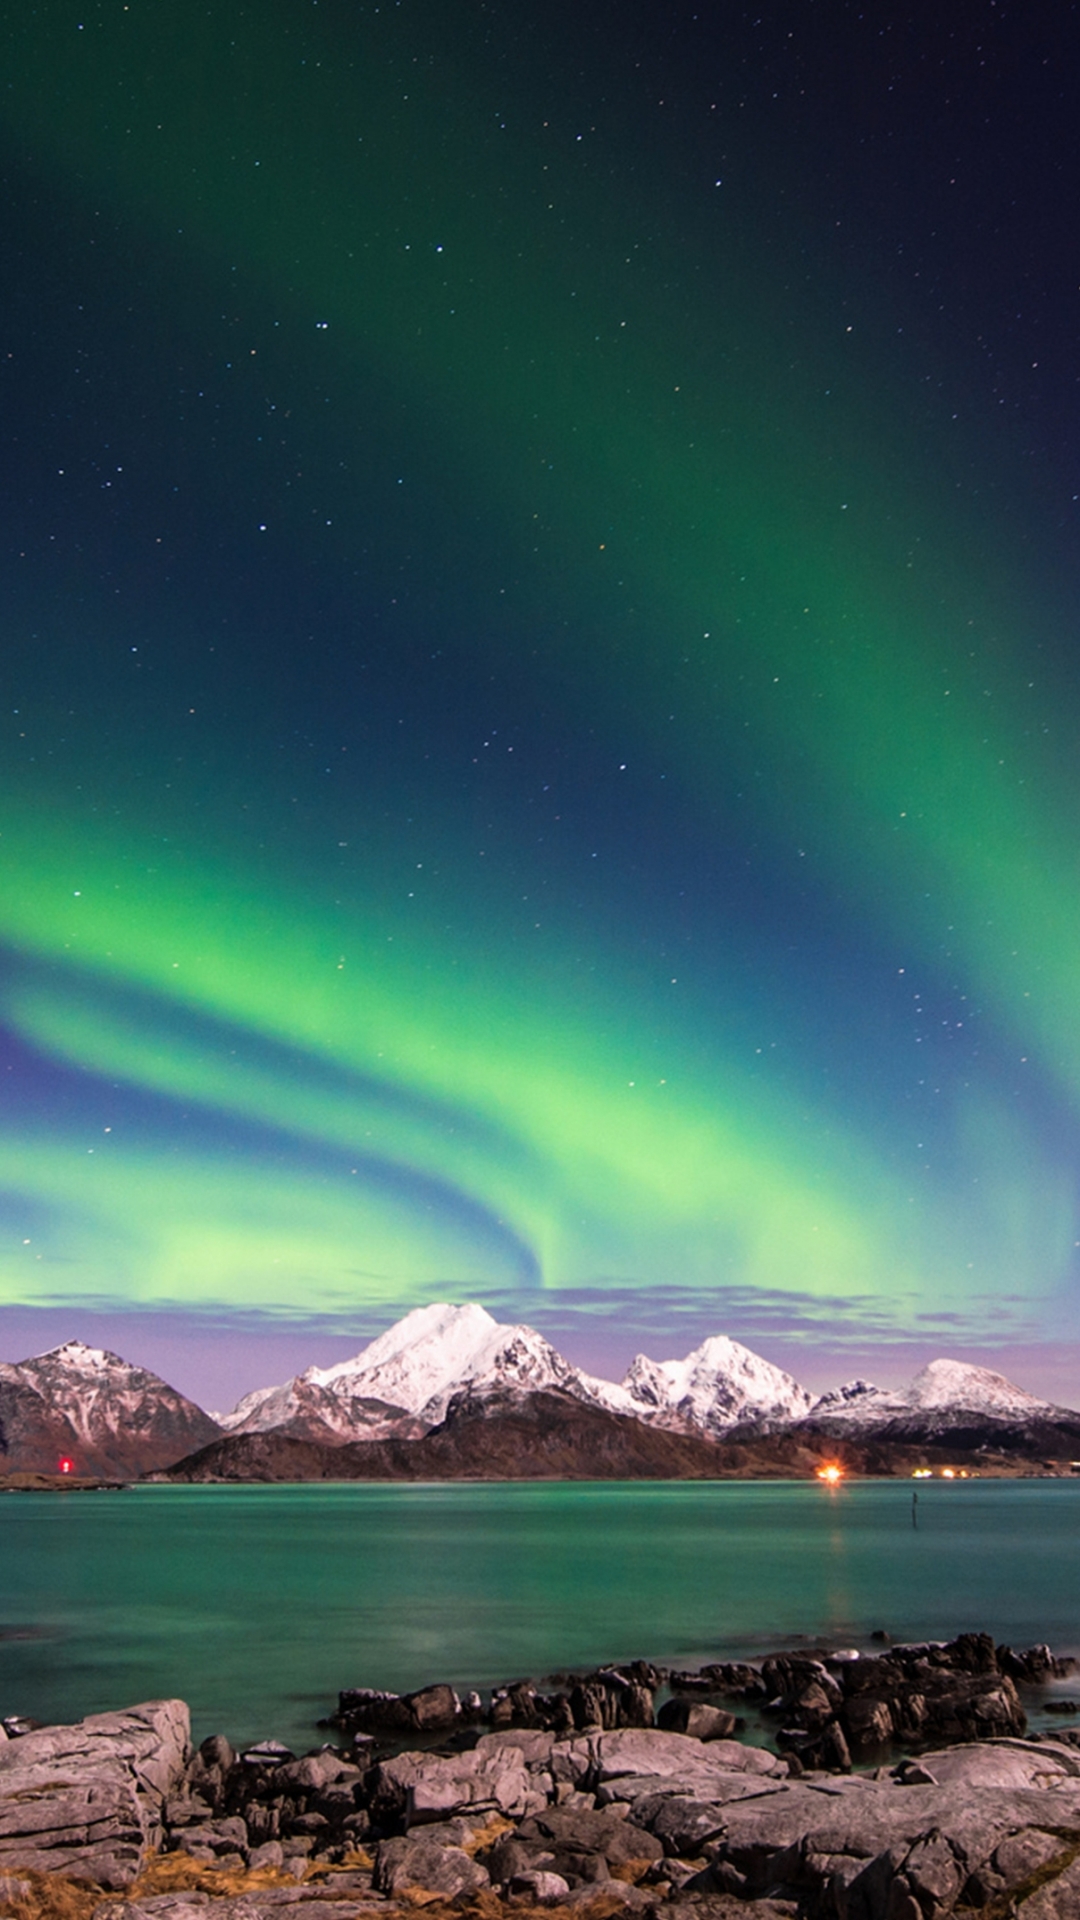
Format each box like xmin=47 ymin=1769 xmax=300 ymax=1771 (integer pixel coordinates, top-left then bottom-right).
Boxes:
xmin=775 ymin=1718 xmax=851 ymax=1773
xmin=836 ymin=1635 xmax=1028 ymax=1754
xmin=999 ymin=1640 xmax=1079 ymax=1683
xmin=656 ymin=1699 xmax=737 ymax=1740
xmin=404 ymin=1683 xmax=460 ymax=1731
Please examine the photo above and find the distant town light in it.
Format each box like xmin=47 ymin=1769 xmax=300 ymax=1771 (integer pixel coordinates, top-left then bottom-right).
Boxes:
xmin=816 ymin=1463 xmax=843 ymax=1485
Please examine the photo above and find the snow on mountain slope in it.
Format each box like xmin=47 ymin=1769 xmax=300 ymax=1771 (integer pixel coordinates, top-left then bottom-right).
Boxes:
xmin=605 ymin=1334 xmax=815 ymax=1436
xmin=906 ymin=1358 xmax=1052 ymax=1416
xmin=214 ymin=1305 xmax=1079 ymax=1449
xmin=806 ymin=1379 xmax=908 ymax=1423
xmin=221 ymin=1303 xmax=579 ymax=1438
xmin=3 ymin=1340 xmax=221 ymax=1475
xmin=804 ymin=1358 xmax=1059 ymax=1431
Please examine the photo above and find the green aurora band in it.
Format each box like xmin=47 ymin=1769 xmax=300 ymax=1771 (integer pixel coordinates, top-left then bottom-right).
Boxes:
xmin=0 ymin=1 xmax=1077 ymax=1360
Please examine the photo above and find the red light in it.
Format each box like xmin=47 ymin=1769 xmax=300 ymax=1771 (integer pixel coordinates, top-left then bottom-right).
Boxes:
xmin=58 ymin=1457 xmax=74 ymax=1475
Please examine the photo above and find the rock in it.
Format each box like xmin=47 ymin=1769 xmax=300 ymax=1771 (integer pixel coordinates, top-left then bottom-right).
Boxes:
xmin=999 ymin=1642 xmax=1078 ymax=1683
xmin=593 ymin=1728 xmax=783 ymax=1785
xmin=512 ymin=1867 xmax=572 ymax=1899
xmin=844 ymin=1693 xmax=895 ymax=1749
xmin=516 ymin=1803 xmax=664 ymax=1877
xmin=0 ymin=1699 xmax=190 ymax=1887
xmin=776 ymin=1718 xmax=851 ymax=1773
xmin=475 ymin=1726 xmax=557 ymax=1768
xmin=174 ymin=1818 xmax=248 ymax=1859
xmin=247 ymin=1839 xmax=285 ymax=1869
xmin=656 ymin=1699 xmax=738 ymax=1740
xmin=373 ymin=1832 xmax=490 ymax=1896
xmin=685 ymin=1775 xmax=1080 ymax=1912
xmin=626 ymin=1792 xmax=729 ymax=1854
xmin=904 ymin=1739 xmax=1080 ymax=1789
xmin=240 ymin=1741 xmax=295 ymax=1769
xmin=836 ymin=1637 xmax=1028 ymax=1754
xmin=486 ymin=1834 xmax=546 ymax=1885
xmin=1014 ymin=1848 xmax=1080 ymax=1916
xmin=403 ymin=1683 xmax=459 ymax=1730
xmin=370 ymin=1742 xmax=535 ymax=1825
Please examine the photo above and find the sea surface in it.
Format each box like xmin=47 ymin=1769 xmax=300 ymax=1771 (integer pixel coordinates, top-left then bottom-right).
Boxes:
xmin=3 ymin=1479 xmax=1080 ymax=1752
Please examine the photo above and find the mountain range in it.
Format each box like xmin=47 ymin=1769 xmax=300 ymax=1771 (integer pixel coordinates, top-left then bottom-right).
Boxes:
xmin=2 ymin=1303 xmax=1079 ymax=1480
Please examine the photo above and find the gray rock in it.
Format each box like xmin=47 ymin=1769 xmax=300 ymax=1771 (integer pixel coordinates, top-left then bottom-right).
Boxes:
xmin=0 ymin=1699 xmax=190 ymax=1887
xmin=475 ymin=1726 xmax=556 ymax=1767
xmin=516 ymin=1802 xmax=664 ymax=1872
xmin=1015 ymin=1849 xmax=1080 ymax=1916
xmin=373 ymin=1833 xmax=490 ymax=1896
xmin=627 ymin=1792 xmax=730 ymax=1854
xmin=247 ymin=1840 xmax=286 ymax=1870
xmin=511 ymin=1867 xmax=571 ymax=1900
xmin=597 ymin=1770 xmax=789 ymax=1809
xmin=591 ymin=1727 xmax=783 ymax=1787
xmin=689 ymin=1776 xmax=1080 ymax=1912
xmin=371 ymin=1742 xmax=536 ymax=1824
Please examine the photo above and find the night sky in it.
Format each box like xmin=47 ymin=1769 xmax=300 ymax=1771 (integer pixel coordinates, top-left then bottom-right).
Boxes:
xmin=2 ymin=0 xmax=1080 ymax=1411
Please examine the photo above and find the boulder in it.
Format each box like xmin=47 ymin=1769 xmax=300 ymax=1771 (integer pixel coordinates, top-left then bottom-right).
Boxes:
xmin=512 ymin=1867 xmax=572 ymax=1899
xmin=899 ymin=1739 xmax=1080 ymax=1790
xmin=837 ymin=1639 xmax=1027 ymax=1753
xmin=370 ymin=1742 xmax=537 ymax=1825
xmin=0 ymin=1700 xmax=190 ymax=1888
xmin=686 ymin=1775 xmax=1080 ymax=1912
xmin=593 ymin=1728 xmax=783 ymax=1785
xmin=516 ymin=1802 xmax=664 ymax=1875
xmin=626 ymin=1792 xmax=730 ymax=1855
xmin=1015 ymin=1849 xmax=1080 ymax=1916
xmin=373 ymin=1832 xmax=490 ymax=1896
xmin=656 ymin=1699 xmax=738 ymax=1740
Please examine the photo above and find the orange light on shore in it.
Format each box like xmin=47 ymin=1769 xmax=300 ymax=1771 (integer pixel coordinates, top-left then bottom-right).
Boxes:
xmin=816 ymin=1463 xmax=844 ymax=1485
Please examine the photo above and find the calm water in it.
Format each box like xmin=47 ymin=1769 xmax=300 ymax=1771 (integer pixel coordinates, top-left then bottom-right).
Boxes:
xmin=2 ymin=1479 xmax=1079 ymax=1752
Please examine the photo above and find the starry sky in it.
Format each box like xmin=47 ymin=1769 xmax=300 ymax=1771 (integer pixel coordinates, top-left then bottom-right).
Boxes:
xmin=2 ymin=0 xmax=1080 ymax=1411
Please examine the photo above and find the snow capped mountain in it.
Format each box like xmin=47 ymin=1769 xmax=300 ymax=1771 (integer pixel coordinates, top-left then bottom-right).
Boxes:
xmin=220 ymin=1303 xmax=579 ymax=1439
xmin=804 ymin=1357 xmax=1062 ymax=1435
xmin=9 ymin=1313 xmax=1077 ymax=1479
xmin=604 ymin=1334 xmax=815 ymax=1436
xmin=805 ymin=1378 xmax=908 ymax=1424
xmin=905 ymin=1358 xmax=1050 ymax=1416
xmin=218 ymin=1307 xmax=1075 ymax=1450
xmin=0 ymin=1340 xmax=221 ymax=1476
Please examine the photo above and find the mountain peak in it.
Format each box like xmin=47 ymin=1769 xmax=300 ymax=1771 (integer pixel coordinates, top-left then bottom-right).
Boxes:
xmin=25 ymin=1340 xmax=125 ymax=1370
xmin=221 ymin=1301 xmax=575 ymax=1439
xmin=907 ymin=1358 xmax=1050 ymax=1415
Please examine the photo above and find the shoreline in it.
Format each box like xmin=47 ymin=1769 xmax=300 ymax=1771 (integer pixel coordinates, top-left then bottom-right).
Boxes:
xmin=5 ymin=1634 xmax=1080 ymax=1916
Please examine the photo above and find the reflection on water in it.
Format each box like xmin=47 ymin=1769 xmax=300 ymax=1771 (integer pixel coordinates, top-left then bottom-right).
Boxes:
xmin=2 ymin=1479 xmax=1079 ymax=1751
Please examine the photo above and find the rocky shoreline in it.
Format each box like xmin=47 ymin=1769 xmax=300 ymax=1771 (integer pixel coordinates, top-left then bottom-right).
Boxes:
xmin=5 ymin=1634 xmax=1080 ymax=1917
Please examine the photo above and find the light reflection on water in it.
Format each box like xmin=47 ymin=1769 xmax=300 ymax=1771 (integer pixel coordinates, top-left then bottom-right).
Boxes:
xmin=2 ymin=1478 xmax=1079 ymax=1751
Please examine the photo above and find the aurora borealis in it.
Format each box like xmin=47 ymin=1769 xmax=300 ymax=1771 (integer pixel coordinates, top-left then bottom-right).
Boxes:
xmin=2 ymin=0 xmax=1079 ymax=1407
